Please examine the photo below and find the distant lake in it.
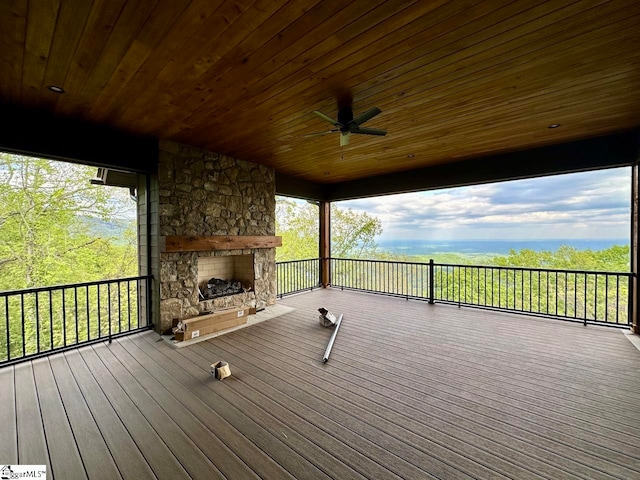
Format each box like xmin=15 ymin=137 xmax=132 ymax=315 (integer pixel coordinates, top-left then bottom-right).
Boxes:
xmin=377 ymin=239 xmax=629 ymax=257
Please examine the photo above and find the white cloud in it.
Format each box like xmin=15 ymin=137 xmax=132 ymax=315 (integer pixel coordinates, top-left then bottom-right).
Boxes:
xmin=336 ymin=167 xmax=631 ymax=241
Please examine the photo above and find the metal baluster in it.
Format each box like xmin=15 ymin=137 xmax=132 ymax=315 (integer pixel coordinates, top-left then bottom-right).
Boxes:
xmin=86 ymin=285 xmax=90 ymax=341
xmin=49 ymin=290 xmax=54 ymax=351
xmin=564 ymin=272 xmax=568 ymax=317
xmin=465 ymin=267 xmax=468 ymax=304
xmin=108 ymin=282 xmax=112 ymax=343
xmin=74 ymin=287 xmax=79 ymax=343
xmin=62 ymin=289 xmax=67 ymax=347
xmin=491 ymin=268 xmax=494 ymax=307
xmin=615 ymin=275 xmax=620 ymax=324
xmin=5 ymin=295 xmax=10 ymax=361
xmin=529 ymin=270 xmax=532 ymax=313
xmin=537 ymin=271 xmax=541 ymax=313
xmin=521 ymin=269 xmax=524 ymax=311
xmin=546 ymin=271 xmax=549 ymax=315
xmin=118 ymin=281 xmax=122 ymax=333
xmin=584 ymin=274 xmax=588 ymax=325
xmin=21 ymin=294 xmax=25 ymax=357
xmin=97 ymin=284 xmax=102 ymax=338
xmin=627 ymin=274 xmax=633 ymax=325
xmin=140 ymin=278 xmax=146 ymax=327
xmin=511 ymin=269 xmax=515 ymax=310
xmin=553 ymin=272 xmax=558 ymax=317
xmin=573 ymin=273 xmax=578 ymax=318
xmin=605 ymin=275 xmax=609 ymax=323
xmin=484 ymin=267 xmax=487 ymax=306
xmin=498 ymin=268 xmax=501 ymax=308
xmin=35 ymin=292 xmax=40 ymax=353
xmin=128 ymin=280 xmax=132 ymax=331
xmin=594 ymin=274 xmax=598 ymax=323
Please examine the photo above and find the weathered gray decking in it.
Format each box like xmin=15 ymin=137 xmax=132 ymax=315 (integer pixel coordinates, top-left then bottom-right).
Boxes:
xmin=2 ymin=288 xmax=640 ymax=479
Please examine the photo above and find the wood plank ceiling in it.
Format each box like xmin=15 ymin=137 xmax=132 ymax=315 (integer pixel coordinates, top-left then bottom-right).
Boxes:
xmin=1 ymin=0 xmax=639 ymax=183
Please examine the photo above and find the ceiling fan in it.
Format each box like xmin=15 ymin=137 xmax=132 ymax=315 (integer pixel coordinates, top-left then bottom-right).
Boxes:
xmin=307 ymin=106 xmax=387 ymax=146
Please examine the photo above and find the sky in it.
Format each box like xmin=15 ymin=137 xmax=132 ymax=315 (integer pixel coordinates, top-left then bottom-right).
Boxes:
xmin=335 ymin=167 xmax=631 ymax=242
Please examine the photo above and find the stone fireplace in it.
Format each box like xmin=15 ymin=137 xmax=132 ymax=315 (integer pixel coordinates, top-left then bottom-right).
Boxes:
xmin=157 ymin=140 xmax=278 ymax=332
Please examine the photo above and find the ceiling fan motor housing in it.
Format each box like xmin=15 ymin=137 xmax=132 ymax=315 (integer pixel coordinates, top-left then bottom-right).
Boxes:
xmin=337 ymin=107 xmax=353 ymax=130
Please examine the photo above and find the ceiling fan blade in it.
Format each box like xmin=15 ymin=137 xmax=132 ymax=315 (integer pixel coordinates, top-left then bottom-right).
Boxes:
xmin=349 ymin=107 xmax=381 ymax=126
xmin=340 ymin=131 xmax=350 ymax=147
xmin=304 ymin=129 xmax=339 ymax=138
xmin=352 ymin=127 xmax=387 ymax=136
xmin=313 ymin=110 xmax=344 ymax=128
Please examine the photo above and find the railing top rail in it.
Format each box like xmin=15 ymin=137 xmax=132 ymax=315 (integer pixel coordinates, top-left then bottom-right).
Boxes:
xmin=0 ymin=275 xmax=152 ymax=297
xmin=328 ymin=257 xmax=632 ymax=278
xmin=275 ymin=258 xmax=320 ymax=265
xmin=328 ymin=257 xmax=430 ymax=267
xmin=431 ymin=262 xmax=633 ymax=277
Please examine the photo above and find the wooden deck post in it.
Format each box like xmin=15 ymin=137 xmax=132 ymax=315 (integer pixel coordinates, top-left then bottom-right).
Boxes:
xmin=632 ymin=164 xmax=639 ymax=334
xmin=319 ymin=201 xmax=331 ymax=288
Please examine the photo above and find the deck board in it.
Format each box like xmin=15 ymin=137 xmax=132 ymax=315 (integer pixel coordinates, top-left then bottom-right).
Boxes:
xmin=4 ymin=288 xmax=640 ymax=479
xmin=77 ymin=346 xmax=192 ymax=480
xmin=14 ymin=362 xmax=50 ymax=468
xmin=87 ymin=343 xmax=225 ymax=480
xmin=175 ymin=343 xmax=370 ymax=480
xmin=106 ymin=339 xmax=261 ymax=480
xmin=134 ymin=332 xmax=335 ymax=480
xmin=0 ymin=366 xmax=17 ymax=464
xmin=255 ymin=313 xmax=640 ymax=443
xmin=61 ymin=349 xmax=157 ymax=480
xmin=31 ymin=358 xmax=87 ymax=479
xmin=202 ymin=335 xmax=520 ymax=479
xmin=47 ymin=354 xmax=123 ymax=480
xmin=118 ymin=335 xmax=295 ymax=480
xmin=185 ymin=343 xmax=430 ymax=480
xmin=185 ymin=342 xmax=417 ymax=480
xmin=236 ymin=312 xmax=634 ymax=479
xmin=212 ymin=322 xmax=580 ymax=479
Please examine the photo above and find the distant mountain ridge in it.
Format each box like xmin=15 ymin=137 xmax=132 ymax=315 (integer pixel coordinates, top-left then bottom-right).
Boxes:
xmin=377 ymin=239 xmax=628 ymax=256
xmin=79 ymin=216 xmax=135 ymax=241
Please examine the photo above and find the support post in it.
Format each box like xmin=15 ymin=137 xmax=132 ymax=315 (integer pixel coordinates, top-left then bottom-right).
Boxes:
xmin=319 ymin=201 xmax=331 ymax=288
xmin=632 ymin=164 xmax=639 ymax=334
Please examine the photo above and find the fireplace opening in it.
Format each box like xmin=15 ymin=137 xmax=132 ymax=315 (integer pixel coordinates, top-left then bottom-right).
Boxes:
xmin=197 ymin=255 xmax=254 ymax=301
xmin=201 ymin=278 xmax=246 ymax=299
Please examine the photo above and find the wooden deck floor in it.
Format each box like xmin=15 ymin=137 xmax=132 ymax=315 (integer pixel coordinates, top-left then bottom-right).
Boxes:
xmin=2 ymin=288 xmax=640 ymax=479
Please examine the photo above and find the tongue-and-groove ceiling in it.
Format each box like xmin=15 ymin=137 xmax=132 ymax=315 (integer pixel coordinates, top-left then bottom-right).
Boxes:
xmin=1 ymin=0 xmax=639 ymax=185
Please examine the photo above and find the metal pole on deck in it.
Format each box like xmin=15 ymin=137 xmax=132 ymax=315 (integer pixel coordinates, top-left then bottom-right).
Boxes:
xmin=322 ymin=314 xmax=343 ymax=363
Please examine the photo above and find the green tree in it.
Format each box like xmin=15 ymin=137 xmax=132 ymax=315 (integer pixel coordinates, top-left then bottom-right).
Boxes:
xmin=331 ymin=205 xmax=383 ymax=258
xmin=0 ymin=153 xmax=139 ymax=361
xmin=487 ymin=245 xmax=630 ymax=272
xmin=0 ymin=153 xmax=137 ymax=290
xmin=275 ymin=197 xmax=319 ymax=260
xmin=275 ymin=196 xmax=383 ymax=260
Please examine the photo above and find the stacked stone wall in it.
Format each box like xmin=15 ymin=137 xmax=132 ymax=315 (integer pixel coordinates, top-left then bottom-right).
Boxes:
xmin=157 ymin=140 xmax=276 ymax=331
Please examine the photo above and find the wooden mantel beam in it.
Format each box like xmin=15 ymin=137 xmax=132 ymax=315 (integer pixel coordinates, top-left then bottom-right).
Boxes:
xmin=163 ymin=235 xmax=282 ymax=253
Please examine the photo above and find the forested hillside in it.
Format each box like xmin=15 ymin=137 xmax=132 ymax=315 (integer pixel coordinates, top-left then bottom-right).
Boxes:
xmin=0 ymin=154 xmax=137 ymax=291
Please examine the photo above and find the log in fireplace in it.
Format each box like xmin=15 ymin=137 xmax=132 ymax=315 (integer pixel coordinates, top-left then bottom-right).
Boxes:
xmin=197 ymin=254 xmax=254 ymax=301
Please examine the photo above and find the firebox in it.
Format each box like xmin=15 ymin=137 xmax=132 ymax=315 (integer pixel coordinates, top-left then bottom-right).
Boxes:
xmin=197 ymin=255 xmax=254 ymax=301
